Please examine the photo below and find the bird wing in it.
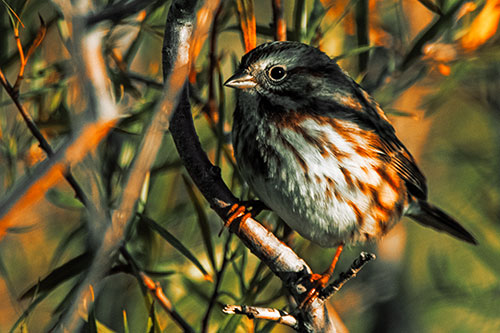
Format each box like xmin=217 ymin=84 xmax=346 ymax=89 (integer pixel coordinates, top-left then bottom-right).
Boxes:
xmin=348 ymin=81 xmax=428 ymax=200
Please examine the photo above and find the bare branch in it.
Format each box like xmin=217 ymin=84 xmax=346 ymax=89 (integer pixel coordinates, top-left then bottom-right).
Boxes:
xmin=319 ymin=252 xmax=376 ymax=301
xmin=222 ymin=304 xmax=299 ymax=330
xmin=165 ymin=1 xmax=337 ymax=332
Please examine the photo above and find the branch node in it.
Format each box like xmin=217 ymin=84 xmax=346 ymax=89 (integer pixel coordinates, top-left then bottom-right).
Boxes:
xmin=319 ymin=251 xmax=376 ymax=301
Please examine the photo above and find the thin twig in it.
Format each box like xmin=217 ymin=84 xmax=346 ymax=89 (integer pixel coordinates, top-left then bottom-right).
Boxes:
xmin=0 ymin=68 xmax=91 ymax=207
xmin=272 ymin=0 xmax=287 ymax=41
xmin=128 ymin=72 xmax=163 ymax=89
xmin=13 ymin=26 xmax=26 ymax=92
xmin=319 ymin=252 xmax=376 ymax=301
xmin=201 ymin=234 xmax=232 ymax=333
xmin=222 ymin=304 xmax=298 ymax=329
xmin=140 ymin=273 xmax=195 ymax=333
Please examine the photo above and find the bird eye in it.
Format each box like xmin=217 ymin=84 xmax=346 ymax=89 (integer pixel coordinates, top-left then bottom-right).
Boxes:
xmin=268 ymin=65 xmax=287 ymax=81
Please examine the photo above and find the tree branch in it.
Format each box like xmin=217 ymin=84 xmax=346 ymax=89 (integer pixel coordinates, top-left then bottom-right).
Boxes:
xmin=222 ymin=304 xmax=299 ymax=330
xmin=165 ymin=1 xmax=336 ymax=332
xmin=319 ymin=252 xmax=376 ymax=301
xmin=0 ymin=68 xmax=91 ymax=208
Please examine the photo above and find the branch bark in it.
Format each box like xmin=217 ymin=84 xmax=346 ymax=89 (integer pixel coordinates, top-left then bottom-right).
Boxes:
xmin=164 ymin=1 xmax=343 ymax=332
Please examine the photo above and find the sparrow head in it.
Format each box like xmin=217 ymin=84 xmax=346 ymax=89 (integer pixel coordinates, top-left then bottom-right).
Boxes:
xmin=224 ymin=41 xmax=348 ymax=107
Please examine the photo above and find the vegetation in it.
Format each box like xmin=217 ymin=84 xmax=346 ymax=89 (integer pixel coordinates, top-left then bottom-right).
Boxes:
xmin=0 ymin=0 xmax=499 ymax=331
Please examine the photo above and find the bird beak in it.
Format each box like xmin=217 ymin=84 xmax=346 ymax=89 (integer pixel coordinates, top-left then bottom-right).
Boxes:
xmin=224 ymin=71 xmax=257 ymax=89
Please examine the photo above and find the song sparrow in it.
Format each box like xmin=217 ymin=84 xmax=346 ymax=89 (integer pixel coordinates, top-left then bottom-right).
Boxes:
xmin=224 ymin=42 xmax=476 ymax=284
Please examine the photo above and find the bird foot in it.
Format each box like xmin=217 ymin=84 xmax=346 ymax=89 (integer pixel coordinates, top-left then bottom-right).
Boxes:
xmin=299 ymin=244 xmax=344 ymax=308
xmin=219 ymin=200 xmax=268 ymax=235
xmin=299 ymin=273 xmax=332 ymax=308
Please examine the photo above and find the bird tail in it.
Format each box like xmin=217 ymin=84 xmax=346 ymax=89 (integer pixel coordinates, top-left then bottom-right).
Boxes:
xmin=408 ymin=201 xmax=477 ymax=245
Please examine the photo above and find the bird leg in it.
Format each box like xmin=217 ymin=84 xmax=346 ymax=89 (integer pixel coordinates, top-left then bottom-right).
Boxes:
xmin=220 ymin=200 xmax=268 ymax=235
xmin=300 ymin=244 xmax=344 ymax=307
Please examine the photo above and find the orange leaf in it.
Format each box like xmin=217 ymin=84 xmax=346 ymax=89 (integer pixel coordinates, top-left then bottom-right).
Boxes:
xmin=461 ymin=0 xmax=500 ymax=51
xmin=25 ymin=15 xmax=47 ymax=61
xmin=437 ymin=63 xmax=451 ymax=76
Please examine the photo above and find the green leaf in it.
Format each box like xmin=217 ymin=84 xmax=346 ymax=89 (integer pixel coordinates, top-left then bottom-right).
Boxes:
xmin=293 ymin=0 xmax=307 ymax=42
xmin=50 ymin=224 xmax=86 ymax=267
xmin=333 ymin=45 xmax=377 ymax=61
xmin=140 ymin=214 xmax=211 ymax=280
xmin=46 ymin=188 xmax=85 ymax=210
xmin=306 ymin=0 xmax=327 ymax=42
xmin=53 ymin=274 xmax=84 ymax=315
xmin=400 ymin=0 xmax=465 ymax=71
xmin=10 ymin=290 xmax=46 ymax=332
xmin=417 ymin=0 xmax=443 ymax=15
xmin=20 ymin=252 xmax=91 ymax=300
xmin=87 ymin=305 xmax=98 ymax=333
xmin=147 ymin=302 xmax=159 ymax=333
xmin=182 ymin=175 xmax=216 ymax=271
xmin=218 ymin=315 xmax=242 ymax=333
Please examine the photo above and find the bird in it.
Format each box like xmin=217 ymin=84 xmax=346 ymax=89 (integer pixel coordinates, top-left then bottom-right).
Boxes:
xmin=224 ymin=41 xmax=477 ymax=300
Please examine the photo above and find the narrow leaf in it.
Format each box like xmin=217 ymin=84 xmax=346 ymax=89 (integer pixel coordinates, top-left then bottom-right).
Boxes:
xmin=87 ymin=305 xmax=98 ymax=333
xmin=147 ymin=303 xmax=157 ymax=333
xmin=46 ymin=188 xmax=85 ymax=210
xmin=140 ymin=214 xmax=211 ymax=280
xmin=10 ymin=291 xmax=46 ymax=332
xmin=25 ymin=14 xmax=46 ymax=61
xmin=182 ymin=175 xmax=216 ymax=271
xmin=50 ymin=224 xmax=86 ymax=267
xmin=123 ymin=310 xmax=130 ymax=333
xmin=417 ymin=0 xmax=443 ymax=15
xmin=401 ymin=0 xmax=465 ymax=70
xmin=293 ymin=0 xmax=307 ymax=41
xmin=218 ymin=315 xmax=242 ymax=333
xmin=20 ymin=252 xmax=92 ymax=300
xmin=1 ymin=0 xmax=24 ymax=28
xmin=333 ymin=45 xmax=376 ymax=61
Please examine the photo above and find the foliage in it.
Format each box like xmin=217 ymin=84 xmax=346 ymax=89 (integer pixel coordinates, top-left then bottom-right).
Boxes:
xmin=0 ymin=0 xmax=499 ymax=332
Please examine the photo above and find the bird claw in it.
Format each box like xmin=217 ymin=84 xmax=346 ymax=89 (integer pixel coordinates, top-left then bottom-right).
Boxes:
xmin=299 ymin=273 xmax=331 ymax=308
xmin=219 ymin=201 xmax=266 ymax=236
xmin=299 ymin=244 xmax=344 ymax=308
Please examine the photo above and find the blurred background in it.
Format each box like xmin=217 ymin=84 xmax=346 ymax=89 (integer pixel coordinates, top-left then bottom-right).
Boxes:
xmin=0 ymin=0 xmax=499 ymax=332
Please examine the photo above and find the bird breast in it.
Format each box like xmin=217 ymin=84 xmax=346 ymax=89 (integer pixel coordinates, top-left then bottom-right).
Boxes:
xmin=233 ymin=98 xmax=405 ymax=247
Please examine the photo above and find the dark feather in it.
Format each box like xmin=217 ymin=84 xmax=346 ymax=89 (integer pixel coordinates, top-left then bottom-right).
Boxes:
xmin=410 ymin=201 xmax=477 ymax=244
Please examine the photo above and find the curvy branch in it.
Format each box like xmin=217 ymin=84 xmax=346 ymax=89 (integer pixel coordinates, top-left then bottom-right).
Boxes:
xmin=163 ymin=1 xmax=377 ymax=332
